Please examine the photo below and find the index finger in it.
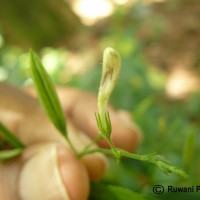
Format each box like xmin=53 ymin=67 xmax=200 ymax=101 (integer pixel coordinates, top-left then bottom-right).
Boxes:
xmin=57 ymin=88 xmax=142 ymax=152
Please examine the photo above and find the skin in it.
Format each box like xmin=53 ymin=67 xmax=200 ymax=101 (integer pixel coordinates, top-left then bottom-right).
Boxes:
xmin=0 ymin=83 xmax=142 ymax=200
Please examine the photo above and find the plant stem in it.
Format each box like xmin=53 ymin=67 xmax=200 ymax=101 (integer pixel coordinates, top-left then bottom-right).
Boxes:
xmin=77 ymin=147 xmax=113 ymax=158
xmin=77 ymin=147 xmax=187 ymax=178
xmin=119 ymin=150 xmax=157 ymax=162
xmin=78 ymin=147 xmax=153 ymax=161
xmin=83 ymin=134 xmax=103 ymax=152
xmin=66 ymin=136 xmax=77 ymax=154
xmin=107 ymin=138 xmax=121 ymax=164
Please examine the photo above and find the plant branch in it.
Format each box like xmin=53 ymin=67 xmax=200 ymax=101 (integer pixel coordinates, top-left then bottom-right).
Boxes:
xmin=78 ymin=147 xmax=187 ymax=178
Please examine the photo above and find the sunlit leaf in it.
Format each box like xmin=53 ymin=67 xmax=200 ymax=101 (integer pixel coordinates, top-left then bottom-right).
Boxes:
xmin=30 ymin=50 xmax=67 ymax=137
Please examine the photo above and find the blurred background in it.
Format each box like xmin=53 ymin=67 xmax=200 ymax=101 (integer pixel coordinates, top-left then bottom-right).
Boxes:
xmin=0 ymin=0 xmax=200 ymax=199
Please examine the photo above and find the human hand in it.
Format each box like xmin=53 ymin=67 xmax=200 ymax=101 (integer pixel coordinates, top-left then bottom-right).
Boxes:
xmin=0 ymin=83 xmax=142 ymax=200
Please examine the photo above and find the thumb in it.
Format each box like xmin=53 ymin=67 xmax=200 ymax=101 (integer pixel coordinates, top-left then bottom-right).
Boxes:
xmin=0 ymin=143 xmax=89 ymax=200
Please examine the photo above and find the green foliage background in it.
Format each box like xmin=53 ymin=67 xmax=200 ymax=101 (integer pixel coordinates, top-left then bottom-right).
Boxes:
xmin=0 ymin=0 xmax=200 ymax=199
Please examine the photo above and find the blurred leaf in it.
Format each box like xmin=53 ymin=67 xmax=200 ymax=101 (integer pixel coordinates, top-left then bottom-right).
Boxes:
xmin=183 ymin=131 xmax=196 ymax=171
xmin=0 ymin=148 xmax=23 ymax=160
xmin=0 ymin=122 xmax=25 ymax=148
xmin=133 ymin=96 xmax=155 ymax=117
xmin=186 ymin=92 xmax=200 ymax=120
xmin=90 ymin=183 xmax=157 ymax=200
xmin=0 ymin=0 xmax=82 ymax=48
xmin=161 ymin=193 xmax=200 ymax=200
xmin=30 ymin=50 xmax=67 ymax=137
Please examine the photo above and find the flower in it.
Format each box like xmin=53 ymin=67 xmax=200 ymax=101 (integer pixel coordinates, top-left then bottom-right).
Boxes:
xmin=97 ymin=47 xmax=121 ymax=137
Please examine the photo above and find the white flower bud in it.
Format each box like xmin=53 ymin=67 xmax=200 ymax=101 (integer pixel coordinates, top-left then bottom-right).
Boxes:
xmin=98 ymin=47 xmax=121 ymax=132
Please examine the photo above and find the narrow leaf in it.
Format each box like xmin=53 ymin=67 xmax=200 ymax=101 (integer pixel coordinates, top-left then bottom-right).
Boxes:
xmin=0 ymin=148 xmax=23 ymax=160
xmin=183 ymin=131 xmax=195 ymax=171
xmin=0 ymin=122 xmax=25 ymax=148
xmin=30 ymin=50 xmax=67 ymax=137
xmin=105 ymin=113 xmax=112 ymax=136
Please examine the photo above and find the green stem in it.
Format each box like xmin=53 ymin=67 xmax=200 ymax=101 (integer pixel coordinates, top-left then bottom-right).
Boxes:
xmin=65 ymin=136 xmax=77 ymax=154
xmin=77 ymin=147 xmax=113 ymax=158
xmin=78 ymin=147 xmax=153 ymax=161
xmin=119 ymin=150 xmax=157 ymax=162
xmin=77 ymin=147 xmax=187 ymax=178
xmin=107 ymin=138 xmax=121 ymax=164
xmin=83 ymin=134 xmax=103 ymax=152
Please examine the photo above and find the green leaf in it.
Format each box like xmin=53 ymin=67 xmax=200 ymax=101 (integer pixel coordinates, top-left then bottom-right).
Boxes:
xmin=90 ymin=183 xmax=157 ymax=200
xmin=120 ymin=150 xmax=187 ymax=178
xmin=95 ymin=113 xmax=106 ymax=135
xmin=183 ymin=131 xmax=195 ymax=171
xmin=0 ymin=148 xmax=23 ymax=160
xmin=30 ymin=50 xmax=67 ymax=137
xmin=95 ymin=112 xmax=112 ymax=139
xmin=0 ymin=122 xmax=25 ymax=148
